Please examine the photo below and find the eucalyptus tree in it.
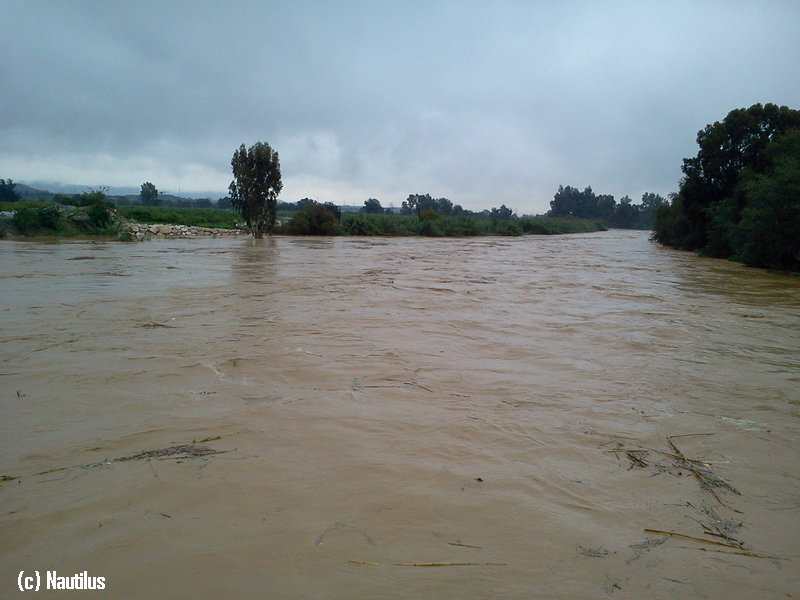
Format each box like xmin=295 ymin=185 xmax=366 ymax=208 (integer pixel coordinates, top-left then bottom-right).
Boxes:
xmin=139 ymin=181 xmax=159 ymax=205
xmin=229 ymin=141 xmax=283 ymax=238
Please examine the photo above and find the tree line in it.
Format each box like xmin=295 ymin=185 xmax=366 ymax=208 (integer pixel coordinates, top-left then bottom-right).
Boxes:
xmin=547 ymin=186 xmax=666 ymax=229
xmin=653 ymin=103 xmax=800 ymax=271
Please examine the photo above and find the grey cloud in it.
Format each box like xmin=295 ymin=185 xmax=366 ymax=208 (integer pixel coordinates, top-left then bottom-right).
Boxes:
xmin=1 ymin=1 xmax=799 ymax=212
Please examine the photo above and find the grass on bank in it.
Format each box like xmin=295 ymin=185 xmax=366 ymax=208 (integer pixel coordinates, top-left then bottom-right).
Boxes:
xmin=8 ymin=204 xmax=130 ymax=240
xmin=1 ymin=200 xmax=607 ymax=240
xmin=0 ymin=201 xmax=242 ymax=240
xmin=115 ymin=205 xmax=240 ymax=229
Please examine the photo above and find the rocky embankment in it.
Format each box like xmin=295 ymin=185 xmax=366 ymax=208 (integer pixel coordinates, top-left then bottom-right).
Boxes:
xmin=126 ymin=222 xmax=246 ymax=240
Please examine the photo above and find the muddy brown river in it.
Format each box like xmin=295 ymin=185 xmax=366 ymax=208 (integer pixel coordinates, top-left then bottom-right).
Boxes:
xmin=1 ymin=230 xmax=799 ymax=598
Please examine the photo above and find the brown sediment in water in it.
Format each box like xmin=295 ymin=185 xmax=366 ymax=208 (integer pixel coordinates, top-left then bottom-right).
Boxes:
xmin=1 ymin=231 xmax=799 ymax=598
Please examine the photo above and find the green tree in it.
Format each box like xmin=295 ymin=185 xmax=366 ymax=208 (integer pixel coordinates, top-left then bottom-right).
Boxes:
xmin=322 ymin=201 xmax=341 ymax=221
xmin=229 ymin=142 xmax=283 ymax=238
xmin=402 ymin=194 xmax=426 ymax=216
xmin=297 ymin=198 xmax=316 ymax=210
xmin=609 ymin=196 xmax=639 ymax=228
xmin=549 ymin=185 xmax=597 ymax=218
xmin=668 ymin=103 xmax=800 ymax=249
xmin=490 ymin=204 xmax=514 ymax=219
xmin=362 ymin=198 xmax=384 ymax=214
xmin=640 ymin=192 xmax=666 ymax=212
xmin=634 ymin=192 xmax=666 ymax=229
xmin=596 ymin=194 xmax=617 ymax=221
xmin=401 ymin=193 xmax=454 ymax=217
xmin=140 ymin=182 xmax=159 ymax=206
xmin=726 ymin=129 xmax=800 ymax=270
xmin=0 ymin=178 xmax=20 ymax=202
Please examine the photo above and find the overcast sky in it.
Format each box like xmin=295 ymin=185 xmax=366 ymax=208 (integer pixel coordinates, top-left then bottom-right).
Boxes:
xmin=2 ymin=1 xmax=799 ymax=213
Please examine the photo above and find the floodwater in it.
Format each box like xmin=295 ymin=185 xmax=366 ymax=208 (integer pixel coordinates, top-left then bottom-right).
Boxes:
xmin=1 ymin=230 xmax=799 ymax=599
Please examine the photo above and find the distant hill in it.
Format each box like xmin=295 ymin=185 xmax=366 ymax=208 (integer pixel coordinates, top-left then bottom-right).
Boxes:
xmin=14 ymin=183 xmax=58 ymax=202
xmin=9 ymin=182 xmax=223 ymax=207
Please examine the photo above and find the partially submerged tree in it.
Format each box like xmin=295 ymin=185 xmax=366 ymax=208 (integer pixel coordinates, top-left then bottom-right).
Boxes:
xmin=229 ymin=142 xmax=283 ymax=238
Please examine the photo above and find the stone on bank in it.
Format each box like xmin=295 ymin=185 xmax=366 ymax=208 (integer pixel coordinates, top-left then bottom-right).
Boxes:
xmin=126 ymin=222 xmax=245 ymax=241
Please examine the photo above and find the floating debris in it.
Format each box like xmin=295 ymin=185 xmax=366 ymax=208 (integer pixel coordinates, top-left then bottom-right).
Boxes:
xmin=644 ymin=528 xmax=744 ymax=550
xmin=33 ymin=436 xmax=228 ymax=476
xmin=139 ymin=321 xmax=175 ymax=328
xmin=666 ymin=435 xmax=740 ymax=505
xmin=349 ymin=560 xmax=506 ymax=567
xmin=316 ymin=521 xmax=375 ymax=547
xmin=114 ymin=443 xmax=220 ymax=462
xmin=604 ymin=435 xmax=739 ymax=505
xmin=578 ymin=545 xmax=615 ymax=558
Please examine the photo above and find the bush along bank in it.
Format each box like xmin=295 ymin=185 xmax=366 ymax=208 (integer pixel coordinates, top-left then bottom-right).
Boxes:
xmin=1 ymin=193 xmax=125 ymax=239
xmin=280 ymin=203 xmax=608 ymax=237
xmin=1 ymin=196 xmax=607 ymax=240
xmin=0 ymin=195 xmax=245 ymax=241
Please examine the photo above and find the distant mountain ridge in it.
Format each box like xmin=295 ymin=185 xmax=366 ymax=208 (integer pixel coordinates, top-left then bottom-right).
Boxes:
xmin=14 ymin=181 xmax=226 ymax=201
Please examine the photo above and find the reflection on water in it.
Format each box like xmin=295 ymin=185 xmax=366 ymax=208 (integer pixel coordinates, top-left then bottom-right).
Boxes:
xmin=1 ymin=231 xmax=799 ymax=599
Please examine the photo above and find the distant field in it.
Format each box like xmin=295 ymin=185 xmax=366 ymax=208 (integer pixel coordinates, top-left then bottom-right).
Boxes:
xmin=0 ymin=201 xmax=52 ymax=211
xmin=115 ymin=206 xmax=241 ymax=229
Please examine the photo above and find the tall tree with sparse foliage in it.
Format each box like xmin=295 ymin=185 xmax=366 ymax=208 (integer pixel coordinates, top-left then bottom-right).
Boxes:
xmin=229 ymin=142 xmax=283 ymax=238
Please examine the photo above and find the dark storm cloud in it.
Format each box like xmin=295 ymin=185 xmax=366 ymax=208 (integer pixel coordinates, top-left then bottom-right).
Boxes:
xmin=1 ymin=1 xmax=799 ymax=211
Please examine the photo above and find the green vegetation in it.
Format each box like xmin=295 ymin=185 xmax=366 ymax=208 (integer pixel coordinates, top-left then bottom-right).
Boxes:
xmin=283 ymin=203 xmax=339 ymax=235
xmin=280 ymin=199 xmax=606 ymax=237
xmin=139 ymin=181 xmax=159 ymax=206
xmin=0 ymin=179 xmax=21 ymax=202
xmin=3 ymin=145 xmax=614 ymax=241
xmin=653 ymin=103 xmax=800 ymax=271
xmin=229 ymin=141 xmax=283 ymax=238
xmin=1 ymin=190 xmax=124 ymax=239
xmin=547 ymin=186 xmax=666 ymax=229
xmin=115 ymin=205 xmax=240 ymax=229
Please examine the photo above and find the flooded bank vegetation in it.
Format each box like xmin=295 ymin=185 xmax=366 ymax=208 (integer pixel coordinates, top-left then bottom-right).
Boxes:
xmin=281 ymin=202 xmax=607 ymax=237
xmin=653 ymin=103 xmax=800 ymax=271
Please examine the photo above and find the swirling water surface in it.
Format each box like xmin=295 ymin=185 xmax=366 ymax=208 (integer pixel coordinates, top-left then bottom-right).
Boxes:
xmin=1 ymin=230 xmax=799 ymax=599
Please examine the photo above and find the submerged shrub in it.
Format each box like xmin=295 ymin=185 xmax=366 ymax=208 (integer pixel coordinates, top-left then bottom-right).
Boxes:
xmin=12 ymin=206 xmax=63 ymax=234
xmin=284 ymin=203 xmax=338 ymax=235
xmin=339 ymin=214 xmax=381 ymax=236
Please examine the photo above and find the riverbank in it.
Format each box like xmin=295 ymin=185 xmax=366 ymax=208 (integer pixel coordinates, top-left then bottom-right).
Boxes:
xmin=125 ymin=222 xmax=246 ymax=240
xmin=2 ymin=210 xmax=607 ymax=241
xmin=334 ymin=213 xmax=607 ymax=237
